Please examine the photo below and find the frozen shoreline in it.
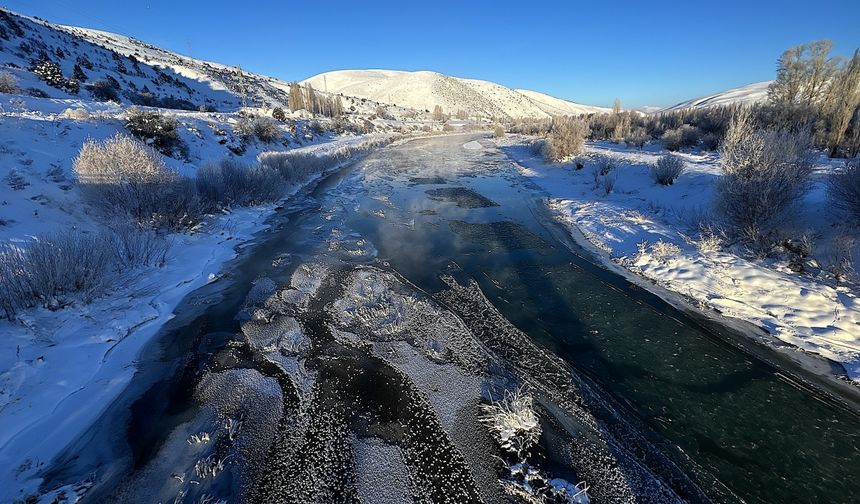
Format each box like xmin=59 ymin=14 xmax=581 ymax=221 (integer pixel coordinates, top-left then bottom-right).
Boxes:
xmin=496 ymin=136 xmax=860 ymax=397
xmin=0 ymin=134 xmax=395 ymax=501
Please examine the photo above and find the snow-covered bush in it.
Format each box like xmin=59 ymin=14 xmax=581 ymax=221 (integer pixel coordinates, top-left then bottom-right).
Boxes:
xmin=30 ymin=59 xmax=79 ymax=94
xmin=651 ymin=240 xmax=681 ymax=262
xmin=196 ymin=159 xmax=286 ymax=210
xmin=716 ymin=108 xmax=814 ymax=238
xmin=494 ymin=124 xmax=505 ymax=138
xmin=625 ymin=127 xmax=650 ymax=149
xmin=544 ymin=117 xmax=589 ymax=162
xmin=827 ymin=159 xmax=860 ymax=220
xmin=87 ymin=79 xmax=120 ymax=102
xmin=0 ymin=71 xmax=18 ymax=94
xmin=74 ymin=134 xmax=200 ymax=229
xmin=601 ymin=173 xmax=617 ymax=195
xmin=4 ymin=169 xmax=28 ymax=190
xmin=61 ymin=107 xmax=90 ymax=121
xmin=125 ymin=107 xmax=185 ymax=157
xmin=308 ymin=119 xmax=325 ymax=136
xmin=272 ymin=106 xmax=286 ymax=122
xmin=234 ymin=116 xmax=281 ymax=143
xmin=480 ymin=387 xmax=541 ymax=458
xmin=651 ymin=154 xmax=685 ymax=185
xmin=0 ymin=227 xmax=168 ymax=317
xmin=661 ymin=124 xmax=700 ymax=151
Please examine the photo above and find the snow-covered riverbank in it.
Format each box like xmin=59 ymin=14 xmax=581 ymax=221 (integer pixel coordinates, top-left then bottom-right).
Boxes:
xmin=0 ymin=129 xmax=395 ymax=501
xmin=498 ymin=136 xmax=860 ymax=384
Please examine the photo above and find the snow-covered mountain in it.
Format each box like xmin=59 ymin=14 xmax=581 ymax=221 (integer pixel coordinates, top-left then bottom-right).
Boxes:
xmin=662 ymin=81 xmax=771 ymax=112
xmin=302 ymin=69 xmax=610 ymax=119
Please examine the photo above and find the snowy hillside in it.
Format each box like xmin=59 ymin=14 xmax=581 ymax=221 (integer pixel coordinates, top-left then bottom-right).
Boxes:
xmin=662 ymin=81 xmax=771 ymax=112
xmin=0 ymin=9 xmax=426 ymax=120
xmin=303 ymin=69 xmax=610 ymax=119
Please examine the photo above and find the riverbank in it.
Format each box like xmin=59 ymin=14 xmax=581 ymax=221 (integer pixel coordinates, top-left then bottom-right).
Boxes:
xmin=0 ymin=133 xmax=397 ymax=501
xmin=497 ymin=136 xmax=860 ymax=393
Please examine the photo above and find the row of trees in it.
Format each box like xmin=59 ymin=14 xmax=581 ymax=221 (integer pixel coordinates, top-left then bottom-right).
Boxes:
xmin=286 ymin=82 xmax=345 ymax=118
xmin=510 ymin=40 xmax=859 ymax=160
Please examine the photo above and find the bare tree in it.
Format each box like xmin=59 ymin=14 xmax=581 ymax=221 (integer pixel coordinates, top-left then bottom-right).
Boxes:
xmin=432 ymin=105 xmax=445 ymax=122
xmin=305 ymin=83 xmax=317 ymax=115
xmin=822 ymin=50 xmax=860 ymax=156
xmin=612 ymin=98 xmax=621 ymax=115
xmin=288 ymin=82 xmax=305 ymax=112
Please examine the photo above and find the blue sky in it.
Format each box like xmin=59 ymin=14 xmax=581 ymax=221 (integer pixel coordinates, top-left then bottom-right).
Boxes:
xmin=5 ymin=0 xmax=860 ymax=108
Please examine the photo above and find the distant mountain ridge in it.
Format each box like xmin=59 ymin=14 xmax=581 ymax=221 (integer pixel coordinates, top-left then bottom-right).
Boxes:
xmin=302 ymin=69 xmax=610 ymax=119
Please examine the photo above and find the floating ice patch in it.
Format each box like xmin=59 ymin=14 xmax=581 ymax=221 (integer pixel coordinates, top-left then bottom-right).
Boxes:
xmin=242 ymin=315 xmax=307 ymax=354
xmin=462 ymin=140 xmax=483 ymax=150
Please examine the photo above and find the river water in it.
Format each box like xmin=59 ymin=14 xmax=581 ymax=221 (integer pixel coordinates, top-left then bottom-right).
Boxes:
xmin=46 ymin=135 xmax=859 ymax=503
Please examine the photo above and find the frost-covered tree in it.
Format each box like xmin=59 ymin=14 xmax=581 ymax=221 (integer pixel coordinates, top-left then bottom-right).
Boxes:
xmin=432 ymin=104 xmax=445 ymax=122
xmin=612 ymin=98 xmax=621 ymax=114
xmin=769 ymin=40 xmax=839 ymax=108
xmin=821 ymin=50 xmax=860 ymax=157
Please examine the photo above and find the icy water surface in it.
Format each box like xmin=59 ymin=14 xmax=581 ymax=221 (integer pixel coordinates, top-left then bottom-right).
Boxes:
xmin=44 ymin=135 xmax=860 ymax=503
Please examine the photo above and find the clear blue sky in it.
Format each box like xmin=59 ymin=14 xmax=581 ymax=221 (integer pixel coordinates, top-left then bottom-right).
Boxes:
xmin=4 ymin=0 xmax=860 ymax=108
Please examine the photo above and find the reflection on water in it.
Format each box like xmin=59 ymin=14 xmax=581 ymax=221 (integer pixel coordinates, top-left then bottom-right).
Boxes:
xmin=343 ymin=136 xmax=860 ymax=503
xmin=50 ymin=135 xmax=860 ymax=504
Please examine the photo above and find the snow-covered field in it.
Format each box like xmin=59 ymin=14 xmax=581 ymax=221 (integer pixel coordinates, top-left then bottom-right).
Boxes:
xmin=498 ymin=136 xmax=860 ymax=382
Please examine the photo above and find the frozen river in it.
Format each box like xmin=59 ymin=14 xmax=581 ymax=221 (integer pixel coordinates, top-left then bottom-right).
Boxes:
xmin=45 ymin=134 xmax=860 ymax=503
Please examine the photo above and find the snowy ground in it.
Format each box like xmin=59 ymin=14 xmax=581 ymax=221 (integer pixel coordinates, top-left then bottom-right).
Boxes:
xmin=0 ymin=98 xmax=396 ymax=500
xmin=498 ymin=136 xmax=860 ymax=382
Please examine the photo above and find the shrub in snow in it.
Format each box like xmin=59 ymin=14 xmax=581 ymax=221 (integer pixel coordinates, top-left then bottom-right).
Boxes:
xmin=309 ymin=120 xmax=325 ymax=136
xmin=661 ymin=124 xmax=700 ymax=151
xmin=827 ymin=159 xmax=860 ymax=220
xmin=61 ymin=107 xmax=90 ymax=121
xmin=0 ymin=227 xmax=168 ymax=317
xmin=5 ymin=169 xmax=28 ymax=190
xmin=651 ymin=240 xmax=682 ymax=262
xmin=625 ymin=127 xmax=650 ymax=149
xmin=480 ymin=387 xmax=541 ymax=458
xmin=716 ymin=108 xmax=814 ymax=238
xmin=125 ymin=107 xmax=185 ymax=157
xmin=234 ymin=116 xmax=281 ymax=144
xmin=74 ymin=134 xmax=200 ymax=229
xmin=543 ymin=117 xmax=589 ymax=163
xmin=494 ymin=124 xmax=505 ymax=138
xmin=30 ymin=59 xmax=78 ymax=94
xmin=87 ymin=79 xmax=120 ymax=102
xmin=0 ymin=71 xmax=18 ymax=94
xmin=272 ymin=106 xmax=287 ymax=122
xmin=196 ymin=159 xmax=286 ymax=210
xmin=651 ymin=154 xmax=685 ymax=185
xmin=601 ymin=173 xmax=617 ymax=195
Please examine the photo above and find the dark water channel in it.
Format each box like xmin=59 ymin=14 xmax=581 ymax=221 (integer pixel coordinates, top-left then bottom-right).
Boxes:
xmin=45 ymin=135 xmax=860 ymax=503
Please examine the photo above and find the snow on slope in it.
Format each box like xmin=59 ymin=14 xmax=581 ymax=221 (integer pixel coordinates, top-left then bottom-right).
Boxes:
xmin=303 ymin=69 xmax=609 ymax=119
xmin=515 ymin=88 xmax=611 ymax=117
xmin=662 ymin=81 xmax=771 ymax=112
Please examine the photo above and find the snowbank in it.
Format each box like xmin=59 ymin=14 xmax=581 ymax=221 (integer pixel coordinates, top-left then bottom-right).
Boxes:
xmin=499 ymin=137 xmax=860 ymax=382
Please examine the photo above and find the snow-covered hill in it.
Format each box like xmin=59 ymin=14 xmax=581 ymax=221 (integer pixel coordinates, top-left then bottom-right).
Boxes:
xmin=302 ymin=69 xmax=610 ymax=119
xmin=662 ymin=81 xmax=771 ymax=112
